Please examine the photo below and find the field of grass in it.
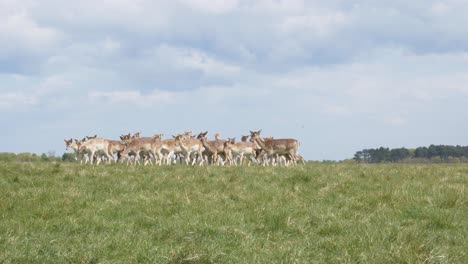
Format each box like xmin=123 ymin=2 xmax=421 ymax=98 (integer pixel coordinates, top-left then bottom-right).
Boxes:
xmin=0 ymin=162 xmax=466 ymax=263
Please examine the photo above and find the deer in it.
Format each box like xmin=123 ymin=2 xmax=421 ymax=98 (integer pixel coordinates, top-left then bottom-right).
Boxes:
xmin=183 ymin=131 xmax=193 ymax=139
xmin=223 ymin=138 xmax=258 ymax=166
xmin=119 ymin=135 xmax=161 ymax=166
xmin=249 ymin=130 xmax=304 ymax=166
xmin=65 ymin=138 xmax=96 ymax=164
xmin=150 ymin=134 xmax=166 ymax=165
xmin=241 ymin=135 xmax=249 ymax=142
xmin=133 ymin=132 xmax=141 ymax=138
xmin=64 ymin=138 xmax=77 ymax=152
xmin=107 ymin=140 xmax=126 ymax=162
xmin=86 ymin=134 xmax=97 ymax=140
xmin=64 ymin=138 xmax=88 ymax=164
xmin=158 ymin=136 xmax=184 ymax=165
xmin=77 ymin=137 xmax=114 ymax=165
xmin=197 ymin=131 xmax=227 ymax=165
xmin=173 ymin=135 xmax=204 ymax=166
xmin=120 ymin=133 xmax=131 ymax=140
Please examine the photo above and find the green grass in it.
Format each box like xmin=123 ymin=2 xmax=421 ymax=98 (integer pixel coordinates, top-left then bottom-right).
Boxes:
xmin=0 ymin=162 xmax=466 ymax=263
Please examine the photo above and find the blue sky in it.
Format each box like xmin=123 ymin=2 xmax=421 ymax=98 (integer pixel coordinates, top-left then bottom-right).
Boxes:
xmin=1 ymin=0 xmax=468 ymax=160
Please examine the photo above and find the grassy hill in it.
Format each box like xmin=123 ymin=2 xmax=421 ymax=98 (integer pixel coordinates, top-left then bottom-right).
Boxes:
xmin=0 ymin=162 xmax=466 ymax=263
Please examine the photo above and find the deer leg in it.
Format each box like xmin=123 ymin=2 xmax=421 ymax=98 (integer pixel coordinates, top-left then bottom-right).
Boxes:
xmin=89 ymin=151 xmax=95 ymax=165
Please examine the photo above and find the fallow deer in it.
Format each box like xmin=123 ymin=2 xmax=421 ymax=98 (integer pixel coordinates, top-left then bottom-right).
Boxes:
xmin=224 ymin=138 xmax=258 ymax=166
xmin=249 ymin=130 xmax=304 ymax=166
xmin=159 ymin=136 xmax=183 ymax=165
xmin=64 ymin=138 xmax=87 ymax=164
xmin=86 ymin=134 xmax=97 ymax=140
xmin=120 ymin=135 xmax=161 ymax=165
xmin=173 ymin=134 xmax=204 ymax=165
xmin=78 ymin=137 xmax=114 ymax=165
xmin=197 ymin=131 xmax=227 ymax=165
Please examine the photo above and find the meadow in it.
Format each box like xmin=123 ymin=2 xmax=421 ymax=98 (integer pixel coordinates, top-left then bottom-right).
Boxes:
xmin=0 ymin=162 xmax=466 ymax=263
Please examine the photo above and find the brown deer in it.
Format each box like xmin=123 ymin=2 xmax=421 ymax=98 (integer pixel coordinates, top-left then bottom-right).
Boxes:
xmin=86 ymin=134 xmax=97 ymax=140
xmin=173 ymin=135 xmax=204 ymax=166
xmin=224 ymin=138 xmax=258 ymax=166
xmin=159 ymin=136 xmax=183 ymax=165
xmin=249 ymin=130 xmax=304 ymax=166
xmin=78 ymin=137 xmax=114 ymax=165
xmin=119 ymin=135 xmax=161 ymax=165
xmin=197 ymin=131 xmax=227 ymax=165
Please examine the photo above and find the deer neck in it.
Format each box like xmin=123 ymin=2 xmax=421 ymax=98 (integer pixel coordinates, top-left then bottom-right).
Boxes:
xmin=178 ymin=140 xmax=189 ymax=152
xmin=201 ymin=138 xmax=216 ymax=153
xmin=253 ymin=137 xmax=270 ymax=151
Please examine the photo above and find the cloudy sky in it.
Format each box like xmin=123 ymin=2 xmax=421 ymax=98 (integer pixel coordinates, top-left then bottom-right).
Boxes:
xmin=1 ymin=0 xmax=468 ymax=160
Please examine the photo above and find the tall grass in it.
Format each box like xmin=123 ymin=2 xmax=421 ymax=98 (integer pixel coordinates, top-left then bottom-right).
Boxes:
xmin=0 ymin=162 xmax=466 ymax=263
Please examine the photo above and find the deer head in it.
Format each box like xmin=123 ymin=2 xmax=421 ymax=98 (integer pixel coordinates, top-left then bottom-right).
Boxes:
xmin=152 ymin=133 xmax=164 ymax=140
xmin=86 ymin=134 xmax=97 ymax=140
xmin=64 ymin=139 xmax=74 ymax=150
xmin=197 ymin=131 xmax=208 ymax=140
xmin=132 ymin=132 xmax=141 ymax=139
xmin=250 ymin=130 xmax=262 ymax=139
xmin=120 ymin=133 xmax=131 ymax=141
xmin=183 ymin=131 xmax=192 ymax=139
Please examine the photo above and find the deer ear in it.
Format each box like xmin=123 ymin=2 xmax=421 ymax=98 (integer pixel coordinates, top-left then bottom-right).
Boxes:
xmin=172 ymin=135 xmax=176 ymax=138
xmin=258 ymin=129 xmax=262 ymax=134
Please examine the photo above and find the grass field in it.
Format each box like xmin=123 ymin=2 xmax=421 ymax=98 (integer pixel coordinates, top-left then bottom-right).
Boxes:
xmin=0 ymin=162 xmax=466 ymax=263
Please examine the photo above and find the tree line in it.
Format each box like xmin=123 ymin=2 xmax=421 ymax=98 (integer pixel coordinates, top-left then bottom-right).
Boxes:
xmin=0 ymin=152 xmax=76 ymax=163
xmin=353 ymin=145 xmax=468 ymax=163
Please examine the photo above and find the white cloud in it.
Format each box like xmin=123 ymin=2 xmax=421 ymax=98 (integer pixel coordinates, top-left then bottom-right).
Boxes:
xmin=385 ymin=116 xmax=407 ymax=127
xmin=176 ymin=49 xmax=241 ymax=76
xmin=88 ymin=89 xmax=178 ymax=106
xmin=0 ymin=92 xmax=39 ymax=110
xmin=322 ymin=105 xmax=349 ymax=116
xmin=279 ymin=12 xmax=348 ymax=37
xmin=0 ymin=12 xmax=61 ymax=55
xmin=178 ymin=0 xmax=238 ymax=14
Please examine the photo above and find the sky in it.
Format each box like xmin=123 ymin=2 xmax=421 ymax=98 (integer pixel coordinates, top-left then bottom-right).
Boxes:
xmin=1 ymin=0 xmax=468 ymax=160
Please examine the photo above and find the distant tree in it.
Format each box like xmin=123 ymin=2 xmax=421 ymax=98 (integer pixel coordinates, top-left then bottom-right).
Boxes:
xmin=62 ymin=153 xmax=76 ymax=162
xmin=428 ymin=145 xmax=444 ymax=158
xmin=0 ymin=153 xmax=17 ymax=162
xmin=40 ymin=153 xmax=49 ymax=162
xmin=408 ymin=148 xmax=416 ymax=158
xmin=353 ymin=151 xmax=363 ymax=162
xmin=390 ymin=148 xmax=410 ymax=162
xmin=352 ymin=144 xmax=468 ymax=163
xmin=370 ymin=147 xmax=390 ymax=163
xmin=415 ymin=147 xmax=428 ymax=158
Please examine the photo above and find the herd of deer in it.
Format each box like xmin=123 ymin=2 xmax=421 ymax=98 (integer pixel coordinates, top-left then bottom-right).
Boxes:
xmin=64 ymin=130 xmax=305 ymax=166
